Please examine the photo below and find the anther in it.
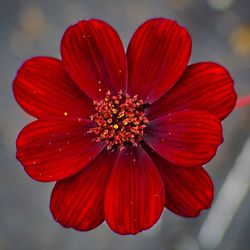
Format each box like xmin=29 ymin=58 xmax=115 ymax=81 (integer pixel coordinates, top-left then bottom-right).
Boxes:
xmin=112 ymin=109 xmax=118 ymax=114
xmin=118 ymin=112 xmax=125 ymax=118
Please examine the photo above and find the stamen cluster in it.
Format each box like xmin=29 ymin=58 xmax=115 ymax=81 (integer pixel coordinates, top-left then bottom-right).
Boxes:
xmin=88 ymin=91 xmax=149 ymax=150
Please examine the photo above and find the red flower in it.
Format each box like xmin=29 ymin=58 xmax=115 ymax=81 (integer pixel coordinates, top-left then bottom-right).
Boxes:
xmin=13 ymin=18 xmax=236 ymax=235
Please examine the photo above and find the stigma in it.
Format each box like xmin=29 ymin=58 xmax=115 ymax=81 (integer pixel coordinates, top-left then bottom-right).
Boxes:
xmin=87 ymin=90 xmax=149 ymax=150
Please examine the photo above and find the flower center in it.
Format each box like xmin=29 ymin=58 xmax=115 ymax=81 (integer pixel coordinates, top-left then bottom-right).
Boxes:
xmin=88 ymin=90 xmax=149 ymax=151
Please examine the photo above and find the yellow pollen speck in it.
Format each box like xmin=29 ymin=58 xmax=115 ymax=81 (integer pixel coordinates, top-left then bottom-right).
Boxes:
xmin=112 ymin=109 xmax=118 ymax=114
xmin=123 ymin=120 xmax=128 ymax=125
xmin=118 ymin=113 xmax=125 ymax=118
xmin=114 ymin=124 xmax=119 ymax=129
xmin=64 ymin=112 xmax=68 ymax=116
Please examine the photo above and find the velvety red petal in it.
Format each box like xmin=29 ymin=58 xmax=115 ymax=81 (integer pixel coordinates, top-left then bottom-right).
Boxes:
xmin=147 ymin=62 xmax=237 ymax=121
xmin=127 ymin=18 xmax=191 ymax=103
xmin=13 ymin=57 xmax=93 ymax=119
xmin=147 ymin=148 xmax=213 ymax=217
xmin=104 ymin=146 xmax=165 ymax=235
xmin=61 ymin=19 xmax=127 ymax=100
xmin=50 ymin=150 xmax=117 ymax=231
xmin=16 ymin=119 xmax=106 ymax=182
xmin=144 ymin=111 xmax=223 ymax=167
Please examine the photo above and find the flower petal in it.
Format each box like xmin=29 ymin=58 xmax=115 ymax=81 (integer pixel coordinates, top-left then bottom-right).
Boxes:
xmin=104 ymin=146 xmax=165 ymax=235
xmin=147 ymin=62 xmax=237 ymax=121
xmin=147 ymin=148 xmax=213 ymax=217
xmin=13 ymin=57 xmax=93 ymax=119
xmin=16 ymin=119 xmax=106 ymax=182
xmin=50 ymin=150 xmax=117 ymax=231
xmin=144 ymin=111 xmax=223 ymax=167
xmin=127 ymin=18 xmax=191 ymax=103
xmin=61 ymin=19 xmax=127 ymax=100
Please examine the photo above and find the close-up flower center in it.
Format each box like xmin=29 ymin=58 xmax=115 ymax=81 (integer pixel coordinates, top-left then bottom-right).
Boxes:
xmin=88 ymin=90 xmax=149 ymax=150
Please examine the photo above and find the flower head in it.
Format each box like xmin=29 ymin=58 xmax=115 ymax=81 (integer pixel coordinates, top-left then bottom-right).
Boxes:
xmin=13 ymin=18 xmax=236 ymax=235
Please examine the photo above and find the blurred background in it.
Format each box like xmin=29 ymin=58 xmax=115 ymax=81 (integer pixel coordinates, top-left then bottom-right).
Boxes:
xmin=0 ymin=0 xmax=250 ymax=249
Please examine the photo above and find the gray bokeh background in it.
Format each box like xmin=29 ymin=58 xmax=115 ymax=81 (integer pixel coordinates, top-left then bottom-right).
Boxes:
xmin=0 ymin=0 xmax=250 ymax=249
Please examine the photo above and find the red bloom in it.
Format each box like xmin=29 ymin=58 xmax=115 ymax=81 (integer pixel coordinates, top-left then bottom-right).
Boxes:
xmin=13 ymin=18 xmax=236 ymax=235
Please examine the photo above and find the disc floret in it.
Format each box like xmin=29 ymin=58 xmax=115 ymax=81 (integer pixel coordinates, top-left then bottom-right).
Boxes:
xmin=88 ymin=91 xmax=149 ymax=150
